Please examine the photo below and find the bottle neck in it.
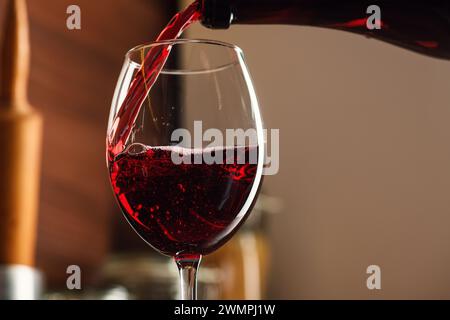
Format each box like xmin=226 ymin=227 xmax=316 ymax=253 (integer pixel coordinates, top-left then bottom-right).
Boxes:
xmin=200 ymin=0 xmax=314 ymax=29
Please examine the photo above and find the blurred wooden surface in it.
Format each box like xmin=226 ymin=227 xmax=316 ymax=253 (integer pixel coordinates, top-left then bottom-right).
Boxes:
xmin=0 ymin=0 xmax=176 ymax=288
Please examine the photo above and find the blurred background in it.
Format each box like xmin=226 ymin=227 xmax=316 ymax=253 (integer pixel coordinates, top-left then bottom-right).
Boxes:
xmin=1 ymin=0 xmax=450 ymax=299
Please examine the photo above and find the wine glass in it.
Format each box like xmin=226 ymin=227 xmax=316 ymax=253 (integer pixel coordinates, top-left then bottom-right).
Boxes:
xmin=106 ymin=39 xmax=264 ymax=300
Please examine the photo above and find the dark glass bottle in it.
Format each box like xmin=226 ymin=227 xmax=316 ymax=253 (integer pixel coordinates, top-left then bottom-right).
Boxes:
xmin=200 ymin=0 xmax=450 ymax=59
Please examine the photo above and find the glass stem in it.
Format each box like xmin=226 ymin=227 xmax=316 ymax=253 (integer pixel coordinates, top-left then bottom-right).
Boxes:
xmin=175 ymin=254 xmax=202 ymax=300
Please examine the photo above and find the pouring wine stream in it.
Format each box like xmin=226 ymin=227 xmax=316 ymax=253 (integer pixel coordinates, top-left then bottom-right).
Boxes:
xmin=107 ymin=1 xmax=201 ymax=159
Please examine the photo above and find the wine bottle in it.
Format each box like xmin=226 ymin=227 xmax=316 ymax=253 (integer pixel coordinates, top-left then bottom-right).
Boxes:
xmin=199 ymin=0 xmax=450 ymax=59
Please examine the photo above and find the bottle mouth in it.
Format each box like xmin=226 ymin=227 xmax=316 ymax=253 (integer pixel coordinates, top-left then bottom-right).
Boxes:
xmin=200 ymin=0 xmax=232 ymax=29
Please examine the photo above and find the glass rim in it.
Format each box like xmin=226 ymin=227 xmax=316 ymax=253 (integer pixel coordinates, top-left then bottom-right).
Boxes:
xmin=126 ymin=38 xmax=243 ymax=56
xmin=125 ymin=39 xmax=244 ymax=75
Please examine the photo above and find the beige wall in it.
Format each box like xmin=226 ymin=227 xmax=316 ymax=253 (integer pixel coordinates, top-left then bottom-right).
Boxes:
xmin=184 ymin=5 xmax=450 ymax=299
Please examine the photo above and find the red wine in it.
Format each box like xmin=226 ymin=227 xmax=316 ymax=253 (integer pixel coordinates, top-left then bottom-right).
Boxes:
xmin=107 ymin=1 xmax=201 ymax=160
xmin=109 ymin=145 xmax=259 ymax=256
xmin=200 ymin=0 xmax=450 ymax=59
